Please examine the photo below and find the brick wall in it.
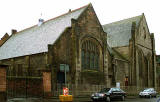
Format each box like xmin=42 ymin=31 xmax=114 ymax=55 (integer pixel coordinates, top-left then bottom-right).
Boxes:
xmin=43 ymin=72 xmax=51 ymax=92
xmin=0 ymin=68 xmax=6 ymax=92
xmin=0 ymin=67 xmax=6 ymax=102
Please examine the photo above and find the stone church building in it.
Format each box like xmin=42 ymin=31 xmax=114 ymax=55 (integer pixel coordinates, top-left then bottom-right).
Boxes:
xmin=0 ymin=3 xmax=157 ymax=96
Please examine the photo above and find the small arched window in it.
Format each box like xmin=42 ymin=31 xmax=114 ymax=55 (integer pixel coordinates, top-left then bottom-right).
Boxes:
xmin=81 ymin=40 xmax=99 ymax=69
xmin=143 ymin=27 xmax=146 ymax=39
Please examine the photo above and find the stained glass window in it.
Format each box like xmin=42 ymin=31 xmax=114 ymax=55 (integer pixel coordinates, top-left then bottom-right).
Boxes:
xmin=81 ymin=50 xmax=85 ymax=68
xmin=81 ymin=40 xmax=99 ymax=69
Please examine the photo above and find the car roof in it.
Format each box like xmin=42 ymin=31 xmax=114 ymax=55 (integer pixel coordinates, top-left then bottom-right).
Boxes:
xmin=144 ymin=88 xmax=154 ymax=90
xmin=143 ymin=88 xmax=154 ymax=91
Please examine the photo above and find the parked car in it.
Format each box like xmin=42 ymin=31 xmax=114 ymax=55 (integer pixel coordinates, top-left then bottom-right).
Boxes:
xmin=139 ymin=88 xmax=157 ymax=98
xmin=91 ymin=87 xmax=126 ymax=102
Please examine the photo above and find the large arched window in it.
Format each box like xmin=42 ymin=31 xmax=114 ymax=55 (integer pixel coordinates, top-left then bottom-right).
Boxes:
xmin=81 ymin=40 xmax=99 ymax=69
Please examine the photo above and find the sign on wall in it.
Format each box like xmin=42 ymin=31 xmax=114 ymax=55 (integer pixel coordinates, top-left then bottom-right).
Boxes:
xmin=60 ymin=64 xmax=69 ymax=72
xmin=116 ymin=82 xmax=120 ymax=88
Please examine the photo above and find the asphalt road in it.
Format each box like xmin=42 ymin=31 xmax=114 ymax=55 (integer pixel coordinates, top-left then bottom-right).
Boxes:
xmin=7 ymin=97 xmax=160 ymax=102
xmin=111 ymin=97 xmax=159 ymax=102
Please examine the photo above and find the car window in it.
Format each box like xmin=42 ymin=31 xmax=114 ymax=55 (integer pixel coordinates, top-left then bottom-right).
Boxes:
xmin=100 ymin=88 xmax=110 ymax=93
xmin=111 ymin=88 xmax=121 ymax=92
xmin=143 ymin=88 xmax=152 ymax=92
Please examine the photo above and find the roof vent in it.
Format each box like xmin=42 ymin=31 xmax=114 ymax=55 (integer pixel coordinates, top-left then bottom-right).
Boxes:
xmin=38 ymin=18 xmax=44 ymax=26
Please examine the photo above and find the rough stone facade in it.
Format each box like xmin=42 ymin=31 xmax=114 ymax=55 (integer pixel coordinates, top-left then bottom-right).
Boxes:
xmin=131 ymin=15 xmax=156 ymax=87
xmin=156 ymin=55 xmax=160 ymax=87
xmin=0 ymin=53 xmax=47 ymax=97
xmin=48 ymin=4 xmax=111 ymax=88
xmin=0 ymin=3 xmax=157 ymax=97
xmin=103 ymin=14 xmax=156 ymax=88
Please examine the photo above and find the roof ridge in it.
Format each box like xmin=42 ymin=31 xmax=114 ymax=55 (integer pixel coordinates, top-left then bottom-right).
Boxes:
xmin=16 ymin=3 xmax=89 ymax=34
xmin=46 ymin=3 xmax=89 ymax=23
xmin=103 ymin=14 xmax=142 ymax=26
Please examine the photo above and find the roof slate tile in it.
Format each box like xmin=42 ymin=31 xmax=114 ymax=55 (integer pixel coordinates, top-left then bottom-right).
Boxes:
xmin=103 ymin=15 xmax=142 ymax=47
xmin=0 ymin=4 xmax=88 ymax=60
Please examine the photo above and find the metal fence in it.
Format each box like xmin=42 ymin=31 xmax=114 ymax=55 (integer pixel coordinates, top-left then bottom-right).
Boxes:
xmin=6 ymin=67 xmax=44 ymax=99
xmin=6 ymin=76 xmax=44 ymax=98
xmin=53 ymin=83 xmax=105 ymax=96
xmin=53 ymin=84 xmax=160 ymax=96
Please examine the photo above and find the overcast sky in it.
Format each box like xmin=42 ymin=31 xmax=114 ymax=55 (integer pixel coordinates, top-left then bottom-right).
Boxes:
xmin=0 ymin=0 xmax=159 ymax=54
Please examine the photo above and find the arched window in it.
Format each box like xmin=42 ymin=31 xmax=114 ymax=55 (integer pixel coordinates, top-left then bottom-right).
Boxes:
xmin=138 ymin=51 xmax=143 ymax=78
xmin=81 ymin=40 xmax=99 ymax=69
xmin=81 ymin=50 xmax=85 ymax=68
xmin=143 ymin=27 xmax=146 ymax=39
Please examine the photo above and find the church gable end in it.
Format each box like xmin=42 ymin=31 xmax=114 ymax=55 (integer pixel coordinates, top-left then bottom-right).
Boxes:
xmin=71 ymin=4 xmax=109 ymax=85
xmin=135 ymin=14 xmax=152 ymax=50
xmin=77 ymin=4 xmax=105 ymax=40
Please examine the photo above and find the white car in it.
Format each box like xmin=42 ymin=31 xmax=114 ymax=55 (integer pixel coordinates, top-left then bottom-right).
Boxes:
xmin=139 ymin=88 xmax=157 ymax=98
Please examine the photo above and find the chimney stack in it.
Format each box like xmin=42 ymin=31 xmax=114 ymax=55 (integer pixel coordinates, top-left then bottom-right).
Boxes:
xmin=0 ymin=33 xmax=10 ymax=46
xmin=11 ymin=29 xmax=17 ymax=34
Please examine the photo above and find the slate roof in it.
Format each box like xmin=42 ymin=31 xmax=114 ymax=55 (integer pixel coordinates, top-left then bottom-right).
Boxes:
xmin=0 ymin=4 xmax=88 ymax=60
xmin=103 ymin=15 xmax=142 ymax=47
xmin=107 ymin=44 xmax=128 ymax=61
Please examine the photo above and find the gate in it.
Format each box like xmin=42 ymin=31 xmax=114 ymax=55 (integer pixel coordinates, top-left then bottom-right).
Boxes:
xmin=6 ymin=68 xmax=44 ymax=98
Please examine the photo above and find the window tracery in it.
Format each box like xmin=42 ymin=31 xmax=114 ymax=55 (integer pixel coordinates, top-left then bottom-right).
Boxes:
xmin=81 ymin=40 xmax=99 ymax=69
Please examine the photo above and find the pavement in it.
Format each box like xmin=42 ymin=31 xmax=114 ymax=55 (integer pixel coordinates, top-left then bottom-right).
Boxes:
xmin=7 ymin=97 xmax=91 ymax=102
xmin=7 ymin=95 xmax=139 ymax=102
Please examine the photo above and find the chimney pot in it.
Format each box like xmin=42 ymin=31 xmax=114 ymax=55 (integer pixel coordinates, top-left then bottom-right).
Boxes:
xmin=38 ymin=18 xmax=44 ymax=26
xmin=68 ymin=9 xmax=71 ymax=13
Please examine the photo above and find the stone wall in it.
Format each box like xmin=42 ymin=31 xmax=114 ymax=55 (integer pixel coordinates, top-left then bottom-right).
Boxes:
xmin=128 ymin=15 xmax=156 ymax=87
xmin=48 ymin=4 xmax=111 ymax=87
xmin=134 ymin=15 xmax=155 ymax=87
xmin=114 ymin=59 xmax=129 ymax=86
xmin=0 ymin=53 xmax=47 ymax=97
xmin=75 ymin=4 xmax=109 ymax=85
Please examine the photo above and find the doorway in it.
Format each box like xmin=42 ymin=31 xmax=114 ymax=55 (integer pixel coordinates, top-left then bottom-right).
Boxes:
xmin=57 ymin=71 xmax=65 ymax=84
